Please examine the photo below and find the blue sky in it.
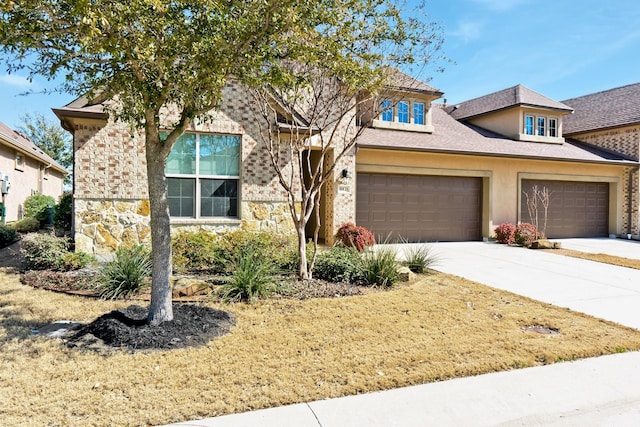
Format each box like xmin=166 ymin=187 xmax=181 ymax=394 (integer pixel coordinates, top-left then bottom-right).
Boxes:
xmin=1 ymin=0 xmax=639 ymax=129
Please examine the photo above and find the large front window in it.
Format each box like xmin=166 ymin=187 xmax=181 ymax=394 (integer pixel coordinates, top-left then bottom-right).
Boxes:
xmin=165 ymin=132 xmax=240 ymax=218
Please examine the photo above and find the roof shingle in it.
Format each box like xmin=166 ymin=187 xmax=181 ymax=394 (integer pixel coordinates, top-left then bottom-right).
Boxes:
xmin=357 ymin=106 xmax=634 ymax=165
xmin=562 ymin=83 xmax=640 ymax=134
xmin=448 ymin=85 xmax=573 ymax=120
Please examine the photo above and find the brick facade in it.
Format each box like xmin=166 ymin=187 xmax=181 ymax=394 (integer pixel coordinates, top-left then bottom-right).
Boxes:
xmin=570 ymin=125 xmax=640 ymax=235
xmin=71 ymin=80 xmax=356 ymax=254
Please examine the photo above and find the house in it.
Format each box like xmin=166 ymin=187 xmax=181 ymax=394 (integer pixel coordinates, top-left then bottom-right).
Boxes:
xmin=53 ymin=74 xmax=639 ymax=255
xmin=0 ymin=121 xmax=66 ymax=223
xmin=561 ymin=83 xmax=640 ymax=237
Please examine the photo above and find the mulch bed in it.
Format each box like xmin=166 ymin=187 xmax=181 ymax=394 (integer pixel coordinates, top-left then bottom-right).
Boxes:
xmin=66 ymin=304 xmax=235 ymax=352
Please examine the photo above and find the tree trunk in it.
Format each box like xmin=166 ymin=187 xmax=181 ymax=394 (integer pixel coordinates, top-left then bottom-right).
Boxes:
xmin=297 ymin=221 xmax=309 ymax=280
xmin=145 ymin=137 xmax=174 ymax=326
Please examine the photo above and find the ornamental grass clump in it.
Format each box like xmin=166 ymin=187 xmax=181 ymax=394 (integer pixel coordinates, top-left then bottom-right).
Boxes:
xmin=222 ymin=244 xmax=275 ymax=302
xmin=401 ymin=243 xmax=439 ymax=274
xmin=362 ymin=246 xmax=400 ymax=287
xmin=98 ymin=245 xmax=151 ymax=299
xmin=336 ymin=222 xmax=375 ymax=251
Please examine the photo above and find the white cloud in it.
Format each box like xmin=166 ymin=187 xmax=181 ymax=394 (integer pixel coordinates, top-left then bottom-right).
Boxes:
xmin=449 ymin=20 xmax=484 ymax=42
xmin=469 ymin=0 xmax=529 ymax=11
xmin=0 ymin=74 xmax=32 ymax=87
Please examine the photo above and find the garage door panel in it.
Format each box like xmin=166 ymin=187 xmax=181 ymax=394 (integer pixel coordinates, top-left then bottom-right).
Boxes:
xmin=522 ymin=179 xmax=608 ymax=238
xmin=357 ymin=173 xmax=482 ymax=242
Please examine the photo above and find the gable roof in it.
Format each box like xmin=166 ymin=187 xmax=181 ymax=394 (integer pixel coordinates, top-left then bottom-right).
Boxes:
xmin=383 ymin=68 xmax=443 ymax=97
xmin=562 ymin=82 xmax=640 ymax=134
xmin=0 ymin=121 xmax=67 ymax=174
xmin=448 ymin=85 xmax=573 ymax=121
xmin=357 ymin=106 xmax=635 ymax=165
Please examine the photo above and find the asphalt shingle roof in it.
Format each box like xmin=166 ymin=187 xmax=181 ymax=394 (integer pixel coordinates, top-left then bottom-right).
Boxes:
xmin=357 ymin=106 xmax=634 ymax=165
xmin=448 ymin=85 xmax=573 ymax=121
xmin=383 ymin=68 xmax=443 ymax=96
xmin=562 ymin=83 xmax=640 ymax=134
xmin=0 ymin=121 xmax=67 ymax=173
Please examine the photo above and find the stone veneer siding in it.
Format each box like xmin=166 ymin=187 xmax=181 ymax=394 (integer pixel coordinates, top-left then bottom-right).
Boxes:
xmin=571 ymin=125 xmax=640 ymax=235
xmin=72 ymin=79 xmax=355 ymax=254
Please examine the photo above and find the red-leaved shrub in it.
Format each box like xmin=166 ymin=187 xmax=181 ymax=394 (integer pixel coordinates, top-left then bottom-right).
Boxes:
xmin=494 ymin=222 xmax=516 ymax=244
xmin=336 ymin=223 xmax=375 ymax=251
xmin=514 ymin=222 xmax=539 ymax=247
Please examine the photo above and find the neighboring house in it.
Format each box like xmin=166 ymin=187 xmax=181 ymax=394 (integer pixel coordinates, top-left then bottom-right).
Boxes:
xmin=54 ymin=74 xmax=639 ymax=255
xmin=562 ymin=83 xmax=640 ymax=237
xmin=0 ymin=121 xmax=66 ymax=223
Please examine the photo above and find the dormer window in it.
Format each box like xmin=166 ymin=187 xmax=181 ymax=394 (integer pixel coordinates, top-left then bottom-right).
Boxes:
xmin=524 ymin=116 xmax=534 ymax=135
xmin=398 ymin=102 xmax=409 ymax=123
xmin=414 ymin=103 xmax=425 ymax=125
xmin=536 ymin=117 xmax=545 ymax=136
xmin=381 ymin=100 xmax=393 ymax=122
xmin=549 ymin=118 xmax=557 ymax=137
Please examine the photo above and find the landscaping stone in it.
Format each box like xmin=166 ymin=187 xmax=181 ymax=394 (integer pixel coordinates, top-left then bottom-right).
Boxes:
xmin=530 ymin=240 xmax=562 ymax=249
xmin=397 ymin=266 xmax=416 ymax=282
xmin=172 ymin=277 xmax=211 ymax=297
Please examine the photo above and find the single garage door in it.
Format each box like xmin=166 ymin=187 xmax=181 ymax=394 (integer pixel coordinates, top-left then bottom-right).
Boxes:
xmin=521 ymin=179 xmax=609 ymax=238
xmin=356 ymin=173 xmax=482 ymax=242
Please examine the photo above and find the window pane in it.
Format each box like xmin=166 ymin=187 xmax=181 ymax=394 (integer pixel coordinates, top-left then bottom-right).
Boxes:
xmin=167 ymin=178 xmax=195 ymax=217
xmin=166 ymin=133 xmax=196 ymax=174
xmin=199 ymin=134 xmax=240 ymax=176
xmin=549 ymin=118 xmax=557 ymax=137
xmin=537 ymin=117 xmax=545 ymax=136
xmin=381 ymin=100 xmax=393 ymax=121
xmin=398 ymin=102 xmax=409 ymax=123
xmin=414 ymin=103 xmax=425 ymax=125
xmin=200 ymin=179 xmax=238 ymax=217
xmin=524 ymin=116 xmax=534 ymax=135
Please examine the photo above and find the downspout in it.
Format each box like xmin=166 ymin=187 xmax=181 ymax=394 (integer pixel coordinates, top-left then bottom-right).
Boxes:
xmin=628 ymin=167 xmax=633 ymax=236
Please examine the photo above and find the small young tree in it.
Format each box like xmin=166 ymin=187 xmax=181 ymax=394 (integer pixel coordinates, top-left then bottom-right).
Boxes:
xmin=523 ymin=185 xmax=552 ymax=238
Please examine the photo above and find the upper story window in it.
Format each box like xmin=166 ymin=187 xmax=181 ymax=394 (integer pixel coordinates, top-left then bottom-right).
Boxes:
xmin=381 ymin=100 xmax=393 ymax=122
xmin=524 ymin=115 xmax=534 ymax=135
xmin=549 ymin=118 xmax=557 ymax=137
xmin=536 ymin=117 xmax=545 ymax=136
xmin=397 ymin=101 xmax=409 ymax=123
xmin=524 ymin=113 xmax=559 ymax=139
xmin=15 ymin=153 xmax=24 ymax=171
xmin=414 ymin=103 xmax=425 ymax=125
xmin=165 ymin=132 xmax=240 ymax=219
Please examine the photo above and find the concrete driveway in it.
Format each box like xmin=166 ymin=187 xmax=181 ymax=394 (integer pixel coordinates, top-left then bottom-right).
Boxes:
xmin=420 ymin=238 xmax=640 ymax=329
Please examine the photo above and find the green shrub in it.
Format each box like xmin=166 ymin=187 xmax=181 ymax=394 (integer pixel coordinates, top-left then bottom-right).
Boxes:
xmin=218 ymin=229 xmax=297 ymax=273
xmin=98 ymin=245 xmax=152 ymax=299
xmin=336 ymin=222 xmax=375 ymax=251
xmin=0 ymin=225 xmax=17 ymax=248
xmin=222 ymin=244 xmax=275 ymax=302
xmin=362 ymin=246 xmax=400 ymax=287
xmin=59 ymin=252 xmax=96 ymax=271
xmin=53 ymin=193 xmax=73 ymax=233
xmin=11 ymin=217 xmax=41 ymax=233
xmin=313 ymin=245 xmax=364 ymax=284
xmin=21 ymin=233 xmax=70 ymax=270
xmin=171 ymin=230 xmax=222 ymax=273
xmin=514 ymin=223 xmax=538 ymax=247
xmin=23 ymin=193 xmax=56 ymax=223
xmin=401 ymin=244 xmax=438 ymax=274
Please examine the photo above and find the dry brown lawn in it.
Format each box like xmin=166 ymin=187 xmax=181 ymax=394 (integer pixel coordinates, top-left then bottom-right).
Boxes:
xmin=2 ymin=268 xmax=640 ymax=426
xmin=544 ymin=249 xmax=640 ymax=270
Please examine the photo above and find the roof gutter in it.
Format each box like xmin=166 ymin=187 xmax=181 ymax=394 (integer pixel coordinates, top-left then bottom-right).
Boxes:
xmin=357 ymin=143 xmax=640 ymax=167
xmin=0 ymin=130 xmax=68 ymax=174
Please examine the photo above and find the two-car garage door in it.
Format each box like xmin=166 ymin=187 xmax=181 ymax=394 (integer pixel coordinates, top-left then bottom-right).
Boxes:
xmin=356 ymin=173 xmax=610 ymax=242
xmin=356 ymin=173 xmax=483 ymax=242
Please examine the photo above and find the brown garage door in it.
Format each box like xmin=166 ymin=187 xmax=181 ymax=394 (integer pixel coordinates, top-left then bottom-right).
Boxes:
xmin=521 ymin=179 xmax=609 ymax=238
xmin=356 ymin=173 xmax=482 ymax=242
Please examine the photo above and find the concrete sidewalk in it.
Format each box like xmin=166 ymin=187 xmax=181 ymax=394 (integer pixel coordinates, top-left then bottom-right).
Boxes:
xmin=164 ymin=239 xmax=640 ymax=426
xmin=167 ymin=352 xmax=640 ymax=426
